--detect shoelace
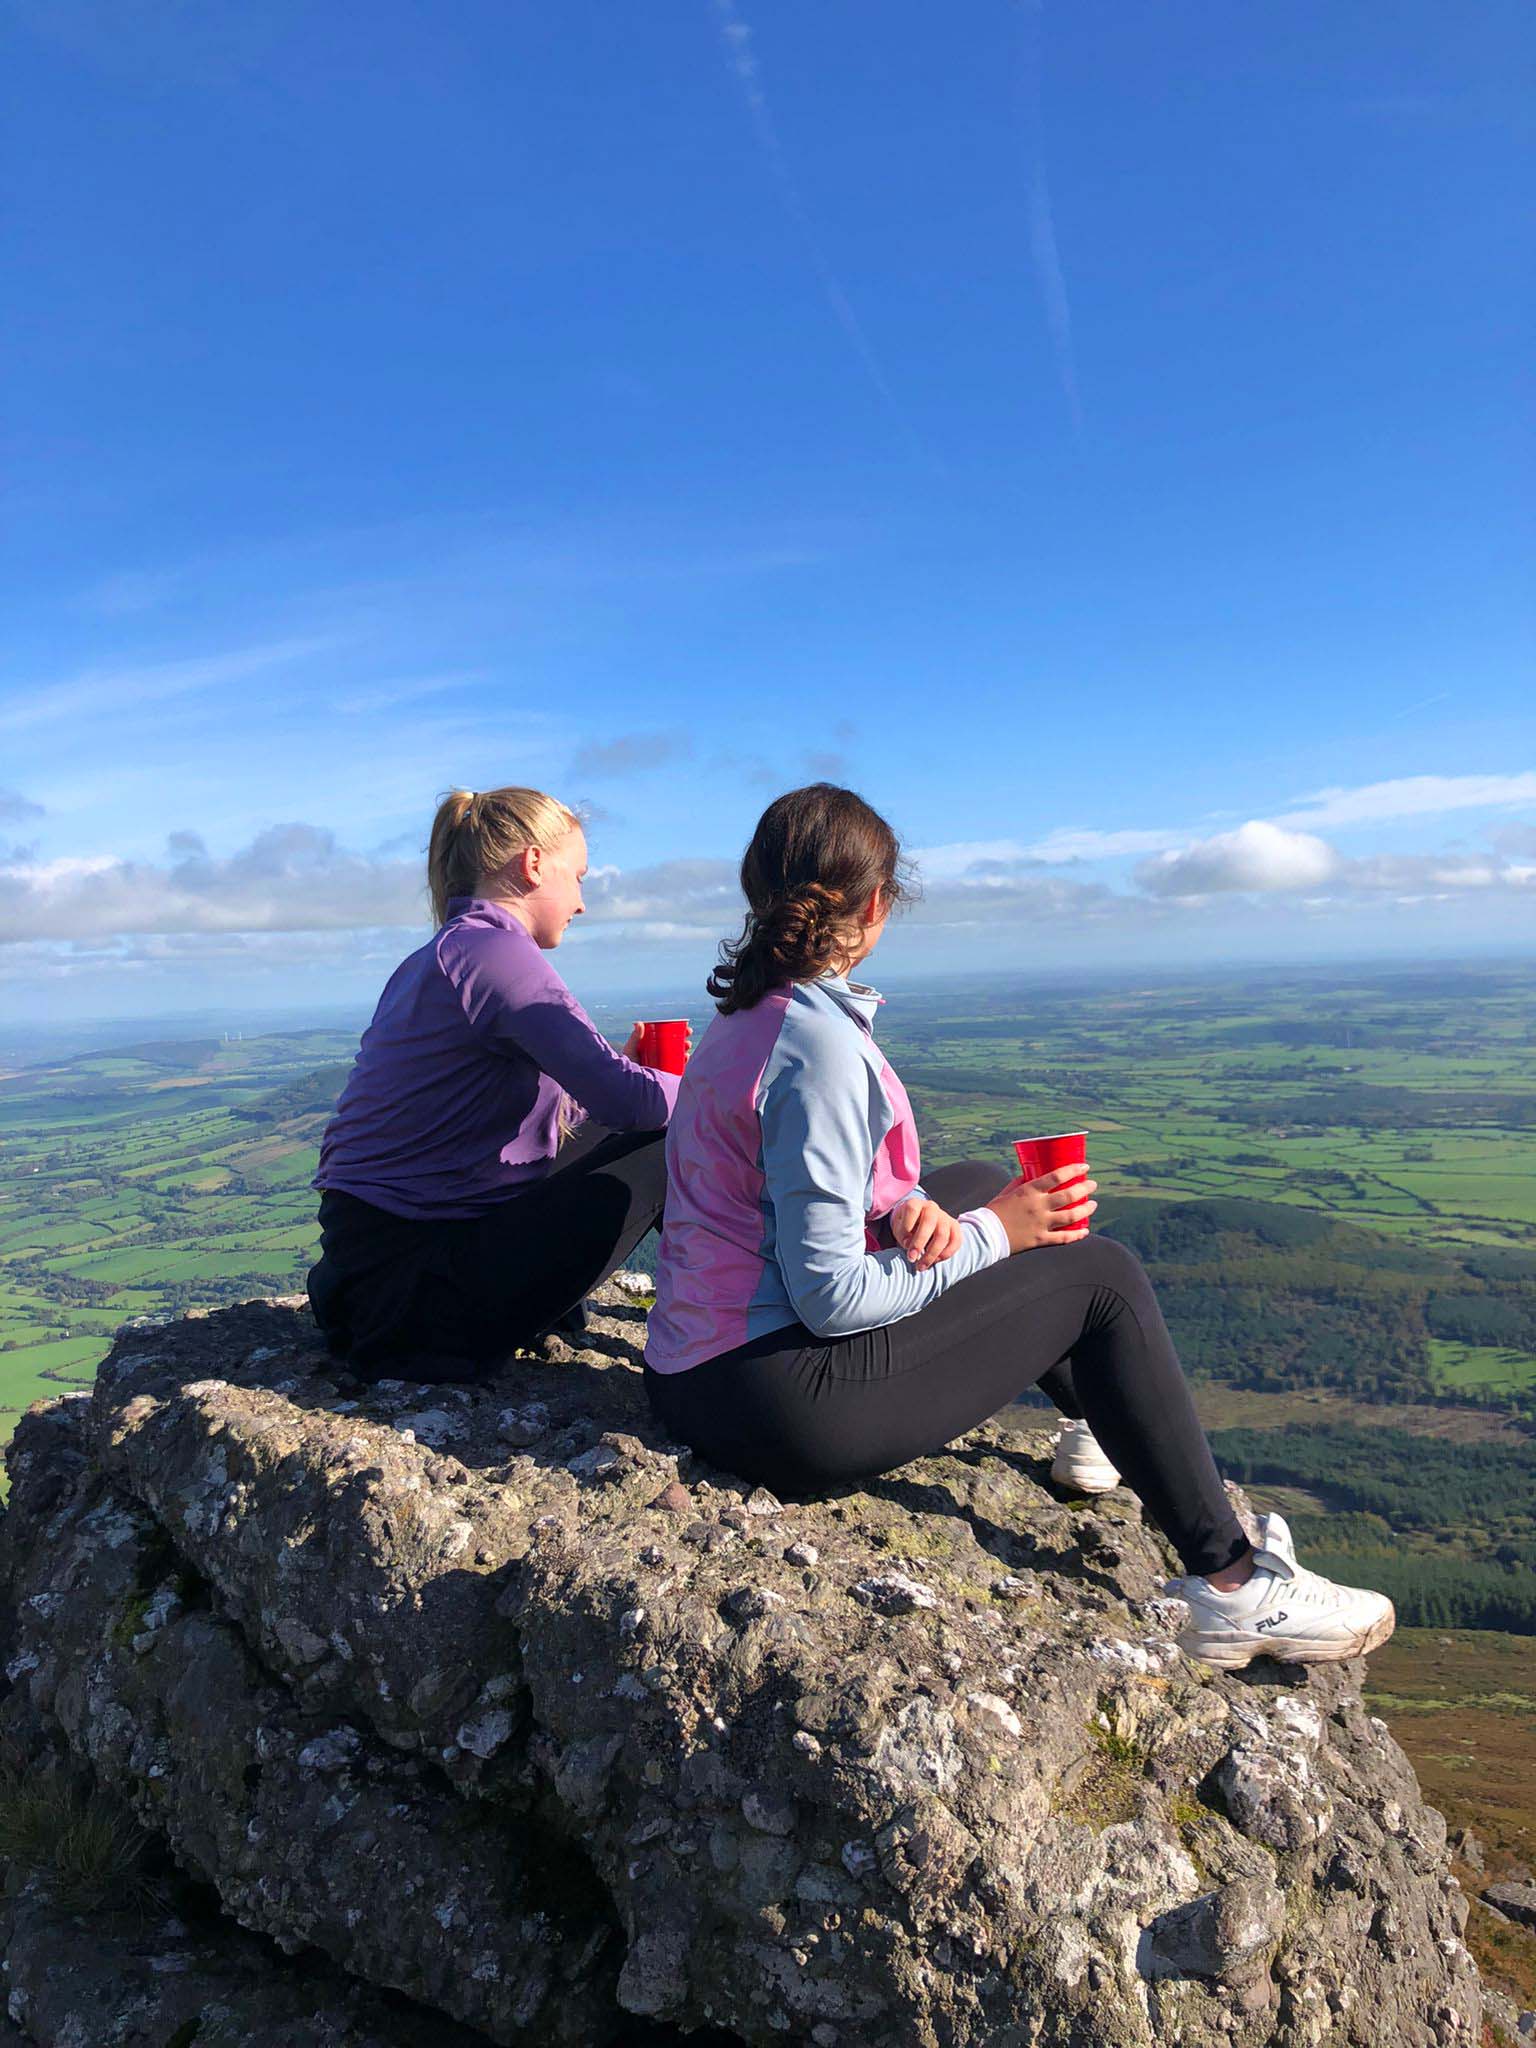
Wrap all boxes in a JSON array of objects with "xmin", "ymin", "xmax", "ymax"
[
  {"xmin": 1287, "ymin": 1566, "xmax": 1353, "ymax": 1609},
  {"xmin": 1253, "ymin": 1562, "xmax": 1349, "ymax": 1611}
]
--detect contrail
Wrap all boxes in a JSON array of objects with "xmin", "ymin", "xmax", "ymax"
[
  {"xmin": 1018, "ymin": 0, "xmax": 1083, "ymax": 431},
  {"xmin": 707, "ymin": 0, "xmax": 926, "ymax": 455}
]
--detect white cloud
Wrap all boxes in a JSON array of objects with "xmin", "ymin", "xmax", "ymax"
[
  {"xmin": 909, "ymin": 838, "xmax": 1035, "ymax": 881},
  {"xmin": 1137, "ymin": 821, "xmax": 1340, "ymax": 897},
  {"xmin": 1019, "ymin": 0, "xmax": 1082, "ymax": 430},
  {"xmin": 913, "ymin": 776, "xmax": 1536, "ymax": 892},
  {"xmin": 1277, "ymin": 772, "xmax": 1536, "ymax": 832},
  {"xmin": 910, "ymin": 872, "xmax": 1124, "ymax": 927},
  {"xmin": 0, "ymin": 637, "xmax": 338, "ymax": 736},
  {"xmin": 582, "ymin": 858, "xmax": 739, "ymax": 928},
  {"xmin": 708, "ymin": 0, "xmax": 915, "ymax": 447},
  {"xmin": 334, "ymin": 673, "xmax": 480, "ymax": 715},
  {"xmin": 913, "ymin": 823, "xmax": 1260, "ymax": 875},
  {"xmin": 1340, "ymin": 851, "xmax": 1536, "ymax": 895},
  {"xmin": 0, "ymin": 835, "xmax": 744, "ymax": 946},
  {"xmin": 1023, "ymin": 825, "xmax": 1189, "ymax": 864},
  {"xmin": 1135, "ymin": 825, "xmax": 1536, "ymax": 903},
  {"xmin": 0, "ymin": 827, "xmax": 424, "ymax": 941},
  {"xmin": 7, "ymin": 780, "xmax": 1533, "ymax": 962}
]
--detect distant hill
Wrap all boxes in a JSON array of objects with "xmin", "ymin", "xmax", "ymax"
[
  {"xmin": 1213, "ymin": 1082, "xmax": 1536, "ymax": 1130},
  {"xmin": 61, "ymin": 1038, "xmax": 221, "ymax": 1072},
  {"xmin": 232, "ymin": 1063, "xmax": 353, "ymax": 1125}
]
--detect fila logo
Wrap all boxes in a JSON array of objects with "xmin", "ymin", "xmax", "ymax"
[{"xmin": 1255, "ymin": 1612, "xmax": 1289, "ymax": 1630}]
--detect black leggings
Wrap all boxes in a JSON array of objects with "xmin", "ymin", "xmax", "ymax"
[
  {"xmin": 645, "ymin": 1160, "xmax": 1249, "ymax": 1579},
  {"xmin": 307, "ymin": 1119, "xmax": 666, "ymax": 1381}
]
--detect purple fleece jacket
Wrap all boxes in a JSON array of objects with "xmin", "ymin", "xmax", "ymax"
[{"xmin": 314, "ymin": 897, "xmax": 679, "ymax": 1220}]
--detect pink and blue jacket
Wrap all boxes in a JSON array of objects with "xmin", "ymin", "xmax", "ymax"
[{"xmin": 645, "ymin": 974, "xmax": 1008, "ymax": 1373}]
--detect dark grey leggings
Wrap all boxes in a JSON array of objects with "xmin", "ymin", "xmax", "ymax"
[{"xmin": 645, "ymin": 1160, "xmax": 1249, "ymax": 1578}]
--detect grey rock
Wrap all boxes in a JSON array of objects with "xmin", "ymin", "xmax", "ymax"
[
  {"xmin": 0, "ymin": 1286, "xmax": 1484, "ymax": 2048},
  {"xmin": 741, "ymin": 1788, "xmax": 798, "ymax": 1836},
  {"xmin": 455, "ymin": 1707, "xmax": 516, "ymax": 1759},
  {"xmin": 720, "ymin": 1584, "xmax": 784, "ymax": 1624},
  {"xmin": 1450, "ymin": 1824, "xmax": 1486, "ymax": 1871},
  {"xmin": 497, "ymin": 1401, "xmax": 551, "ymax": 1447},
  {"xmin": 0, "ymin": 1875, "xmax": 486, "ymax": 2047},
  {"xmin": 1484, "ymin": 1879, "xmax": 1536, "ymax": 1931},
  {"xmin": 296, "ymin": 1725, "xmax": 360, "ymax": 1771},
  {"xmin": 851, "ymin": 1571, "xmax": 937, "ymax": 1614},
  {"xmin": 394, "ymin": 1407, "xmax": 467, "ymax": 1447},
  {"xmin": 1138, "ymin": 1875, "xmax": 1287, "ymax": 1981},
  {"xmin": 991, "ymin": 1571, "xmax": 1039, "ymax": 1600},
  {"xmin": 567, "ymin": 1439, "xmax": 625, "ymax": 1480},
  {"xmin": 1484, "ymin": 1985, "xmax": 1529, "ymax": 2046}
]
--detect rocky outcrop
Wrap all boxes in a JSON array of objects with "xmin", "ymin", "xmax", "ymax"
[
  {"xmin": 0, "ymin": 1289, "xmax": 1484, "ymax": 2047},
  {"xmin": 1, "ymin": 1874, "xmax": 491, "ymax": 2048},
  {"xmin": 1485, "ymin": 1882, "xmax": 1536, "ymax": 1933}
]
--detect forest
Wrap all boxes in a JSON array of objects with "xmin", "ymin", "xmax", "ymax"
[
  {"xmin": 1209, "ymin": 1422, "xmax": 1536, "ymax": 1631},
  {"xmin": 1100, "ymin": 1195, "xmax": 1536, "ymax": 1419}
]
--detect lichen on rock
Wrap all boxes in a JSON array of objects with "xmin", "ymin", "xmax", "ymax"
[{"xmin": 0, "ymin": 1285, "xmax": 1486, "ymax": 2046}]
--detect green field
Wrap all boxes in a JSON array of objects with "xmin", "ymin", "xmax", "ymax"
[
  {"xmin": 6, "ymin": 966, "xmax": 1534, "ymax": 1456},
  {"xmin": 1430, "ymin": 1339, "xmax": 1536, "ymax": 1395},
  {"xmin": 879, "ymin": 963, "xmax": 1536, "ymax": 1431},
  {"xmin": 886, "ymin": 965, "xmax": 1536, "ymax": 1254},
  {"xmin": 0, "ymin": 1029, "xmax": 359, "ymax": 1446}
]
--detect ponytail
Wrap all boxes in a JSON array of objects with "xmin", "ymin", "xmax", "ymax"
[
  {"xmin": 707, "ymin": 784, "xmax": 912, "ymax": 1015},
  {"xmin": 426, "ymin": 785, "xmax": 580, "ymax": 926}
]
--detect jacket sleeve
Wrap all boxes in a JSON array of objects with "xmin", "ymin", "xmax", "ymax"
[
  {"xmin": 446, "ymin": 932, "xmax": 679, "ymax": 1130},
  {"xmin": 757, "ymin": 1036, "xmax": 1005, "ymax": 1338}
]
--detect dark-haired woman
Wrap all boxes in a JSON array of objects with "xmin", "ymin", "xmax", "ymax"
[
  {"xmin": 307, "ymin": 785, "xmax": 683, "ymax": 1382},
  {"xmin": 646, "ymin": 784, "xmax": 1395, "ymax": 1671}
]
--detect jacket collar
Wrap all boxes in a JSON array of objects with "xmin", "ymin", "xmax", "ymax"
[
  {"xmin": 810, "ymin": 970, "xmax": 885, "ymax": 1032},
  {"xmin": 443, "ymin": 895, "xmax": 528, "ymax": 935}
]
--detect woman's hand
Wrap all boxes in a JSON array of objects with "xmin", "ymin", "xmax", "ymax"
[
  {"xmin": 622, "ymin": 1023, "xmax": 695, "ymax": 1065},
  {"xmin": 985, "ymin": 1165, "xmax": 1098, "ymax": 1253},
  {"xmin": 890, "ymin": 1196, "xmax": 965, "ymax": 1272}
]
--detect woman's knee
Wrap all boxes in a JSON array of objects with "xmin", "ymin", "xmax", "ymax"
[
  {"xmin": 1079, "ymin": 1232, "xmax": 1155, "ymax": 1303},
  {"xmin": 925, "ymin": 1158, "xmax": 1011, "ymax": 1211}
]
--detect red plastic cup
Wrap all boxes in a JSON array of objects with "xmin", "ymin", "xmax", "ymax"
[
  {"xmin": 636, "ymin": 1019, "xmax": 689, "ymax": 1075},
  {"xmin": 1013, "ymin": 1131, "xmax": 1089, "ymax": 1223}
]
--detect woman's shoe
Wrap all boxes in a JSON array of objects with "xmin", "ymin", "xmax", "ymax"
[
  {"xmin": 1049, "ymin": 1418, "xmax": 1122, "ymax": 1493},
  {"xmin": 1168, "ymin": 1513, "xmax": 1396, "ymax": 1670}
]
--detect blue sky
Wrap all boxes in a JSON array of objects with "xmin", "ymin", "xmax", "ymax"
[{"xmin": 3, "ymin": 0, "xmax": 1532, "ymax": 1020}]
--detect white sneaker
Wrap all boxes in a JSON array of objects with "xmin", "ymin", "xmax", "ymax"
[
  {"xmin": 1167, "ymin": 1513, "xmax": 1396, "ymax": 1670},
  {"xmin": 1050, "ymin": 1418, "xmax": 1122, "ymax": 1494}
]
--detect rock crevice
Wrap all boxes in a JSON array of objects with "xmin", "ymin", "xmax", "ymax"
[{"xmin": 0, "ymin": 1290, "xmax": 1483, "ymax": 2047}]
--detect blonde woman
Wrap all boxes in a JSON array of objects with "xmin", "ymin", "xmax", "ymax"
[{"xmin": 308, "ymin": 787, "xmax": 683, "ymax": 1381}]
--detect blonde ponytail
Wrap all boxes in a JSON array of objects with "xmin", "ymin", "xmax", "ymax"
[{"xmin": 426, "ymin": 785, "xmax": 581, "ymax": 926}]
